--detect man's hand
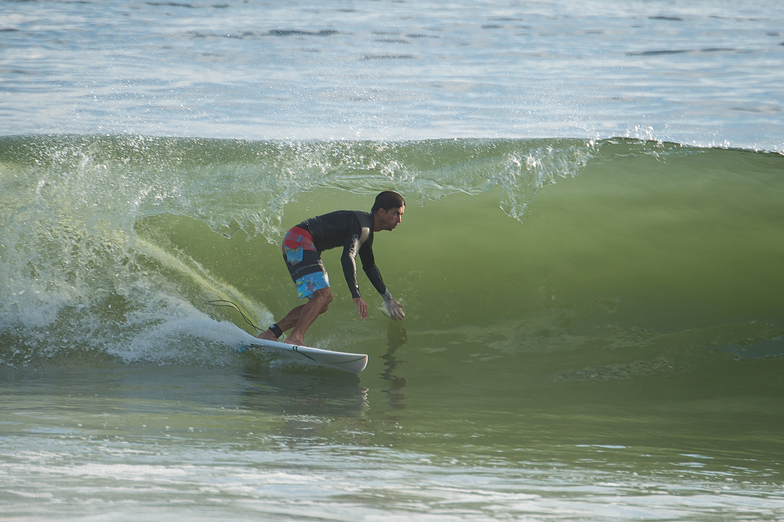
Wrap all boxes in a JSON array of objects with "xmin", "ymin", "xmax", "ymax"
[
  {"xmin": 353, "ymin": 297, "xmax": 368, "ymax": 319},
  {"xmin": 384, "ymin": 298, "xmax": 405, "ymax": 320}
]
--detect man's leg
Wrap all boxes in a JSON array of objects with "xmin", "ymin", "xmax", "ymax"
[
  {"xmin": 284, "ymin": 287, "xmax": 333, "ymax": 346},
  {"xmin": 256, "ymin": 287, "xmax": 333, "ymax": 344},
  {"xmin": 256, "ymin": 304, "xmax": 305, "ymax": 341}
]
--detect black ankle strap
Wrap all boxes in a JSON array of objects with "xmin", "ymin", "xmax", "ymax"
[{"xmin": 269, "ymin": 323, "xmax": 284, "ymax": 340}]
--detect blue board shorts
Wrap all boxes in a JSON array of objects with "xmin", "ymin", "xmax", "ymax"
[{"xmin": 282, "ymin": 226, "xmax": 330, "ymax": 299}]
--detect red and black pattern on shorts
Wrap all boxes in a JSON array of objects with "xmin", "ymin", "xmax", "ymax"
[{"xmin": 281, "ymin": 226, "xmax": 329, "ymax": 298}]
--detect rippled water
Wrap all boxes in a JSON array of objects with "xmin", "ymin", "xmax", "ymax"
[{"xmin": 2, "ymin": 1, "xmax": 784, "ymax": 520}]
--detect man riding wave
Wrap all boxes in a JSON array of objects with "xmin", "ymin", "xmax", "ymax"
[{"xmin": 257, "ymin": 191, "xmax": 406, "ymax": 346}]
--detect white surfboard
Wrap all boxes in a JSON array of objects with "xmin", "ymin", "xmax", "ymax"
[{"xmin": 238, "ymin": 337, "xmax": 368, "ymax": 374}]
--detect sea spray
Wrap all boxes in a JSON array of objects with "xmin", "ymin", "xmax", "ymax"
[{"xmin": 1, "ymin": 136, "xmax": 783, "ymax": 370}]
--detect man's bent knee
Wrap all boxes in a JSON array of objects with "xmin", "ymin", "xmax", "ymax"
[{"xmin": 311, "ymin": 288, "xmax": 333, "ymax": 310}]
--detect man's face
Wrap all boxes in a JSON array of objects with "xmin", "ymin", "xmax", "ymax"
[{"xmin": 376, "ymin": 205, "xmax": 405, "ymax": 231}]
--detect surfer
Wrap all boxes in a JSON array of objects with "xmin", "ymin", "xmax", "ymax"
[{"xmin": 257, "ymin": 191, "xmax": 406, "ymax": 346}]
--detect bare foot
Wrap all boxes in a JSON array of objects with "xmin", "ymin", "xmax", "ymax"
[{"xmin": 256, "ymin": 329, "xmax": 278, "ymax": 342}]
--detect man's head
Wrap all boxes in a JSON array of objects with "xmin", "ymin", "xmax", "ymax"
[{"xmin": 372, "ymin": 191, "xmax": 405, "ymax": 232}]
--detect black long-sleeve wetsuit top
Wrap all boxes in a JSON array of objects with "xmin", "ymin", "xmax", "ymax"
[{"xmin": 298, "ymin": 211, "xmax": 387, "ymax": 299}]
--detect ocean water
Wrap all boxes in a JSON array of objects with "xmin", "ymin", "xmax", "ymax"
[{"xmin": 2, "ymin": 1, "xmax": 784, "ymax": 521}]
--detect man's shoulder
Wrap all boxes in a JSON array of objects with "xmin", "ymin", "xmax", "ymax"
[{"xmin": 354, "ymin": 211, "xmax": 373, "ymax": 229}]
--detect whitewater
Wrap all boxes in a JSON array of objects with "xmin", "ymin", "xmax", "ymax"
[{"xmin": 1, "ymin": 1, "xmax": 783, "ymax": 520}]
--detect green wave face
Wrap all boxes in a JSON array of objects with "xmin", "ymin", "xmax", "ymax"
[{"xmin": 1, "ymin": 135, "xmax": 782, "ymax": 369}]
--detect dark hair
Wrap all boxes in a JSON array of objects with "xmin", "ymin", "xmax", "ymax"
[{"xmin": 371, "ymin": 191, "xmax": 405, "ymax": 213}]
